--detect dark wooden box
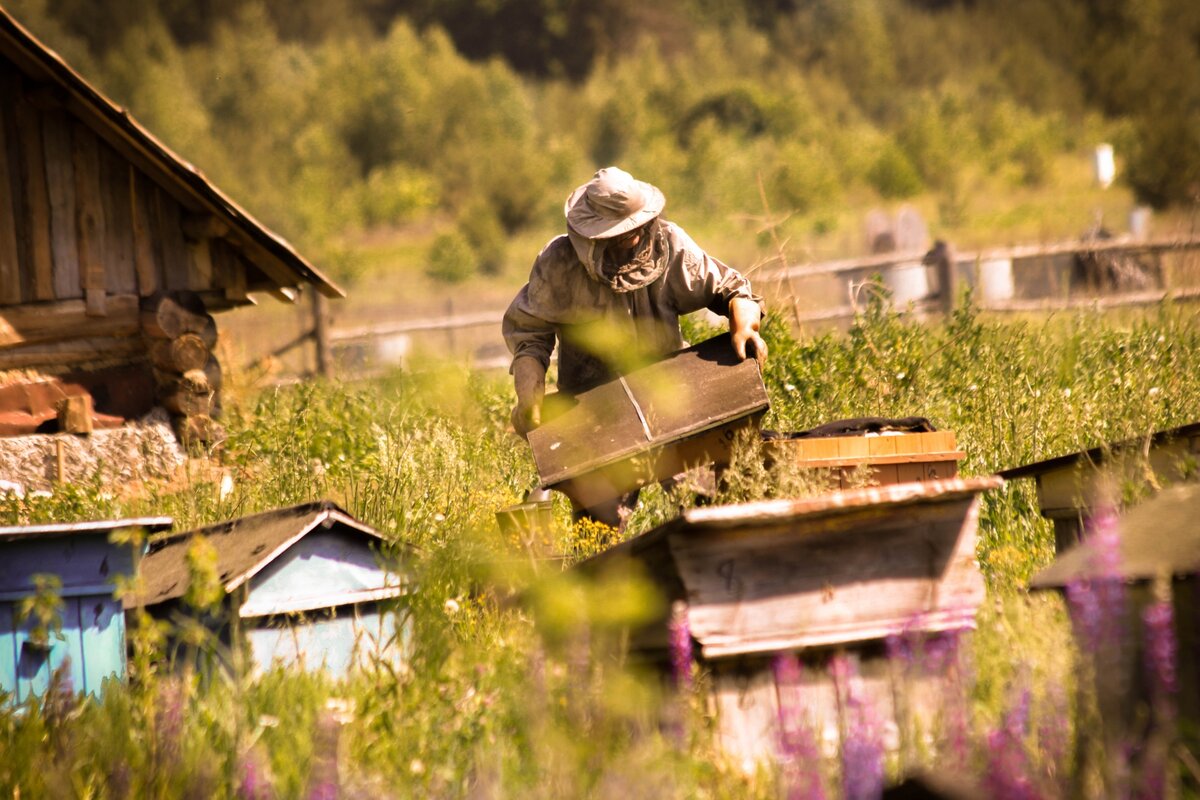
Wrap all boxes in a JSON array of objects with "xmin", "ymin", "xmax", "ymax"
[{"xmin": 528, "ymin": 335, "xmax": 769, "ymax": 508}]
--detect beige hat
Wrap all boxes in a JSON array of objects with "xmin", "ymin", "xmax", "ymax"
[{"xmin": 564, "ymin": 167, "xmax": 665, "ymax": 239}]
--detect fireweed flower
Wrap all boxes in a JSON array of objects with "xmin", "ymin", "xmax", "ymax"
[
  {"xmin": 842, "ymin": 695, "xmax": 885, "ymax": 800},
  {"xmin": 983, "ymin": 687, "xmax": 1037, "ymax": 800},
  {"xmin": 668, "ymin": 601, "xmax": 693, "ymax": 691},
  {"xmin": 832, "ymin": 657, "xmax": 884, "ymax": 800},
  {"xmin": 773, "ymin": 654, "xmax": 826, "ymax": 800},
  {"xmin": 1065, "ymin": 504, "xmax": 1125, "ymax": 656},
  {"xmin": 1142, "ymin": 599, "xmax": 1176, "ymax": 699},
  {"xmin": 238, "ymin": 753, "xmax": 273, "ymax": 800}
]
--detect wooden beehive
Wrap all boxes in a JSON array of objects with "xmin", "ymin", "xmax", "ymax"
[
  {"xmin": 528, "ymin": 335, "xmax": 769, "ymax": 508},
  {"xmin": 576, "ymin": 476, "xmax": 1001, "ymax": 770},
  {"xmin": 769, "ymin": 430, "xmax": 964, "ymax": 488},
  {"xmin": 0, "ymin": 516, "xmax": 172, "ymax": 704}
]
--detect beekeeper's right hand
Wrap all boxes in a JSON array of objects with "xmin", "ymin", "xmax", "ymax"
[{"xmin": 510, "ymin": 356, "xmax": 546, "ymax": 439}]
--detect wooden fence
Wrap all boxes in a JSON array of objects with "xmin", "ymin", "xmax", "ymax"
[
  {"xmin": 769, "ymin": 234, "xmax": 1200, "ymax": 325},
  {"xmin": 257, "ymin": 234, "xmax": 1200, "ymax": 378}
]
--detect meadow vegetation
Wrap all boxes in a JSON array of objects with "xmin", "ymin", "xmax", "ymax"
[{"xmin": 2, "ymin": 297, "xmax": 1199, "ymax": 796}]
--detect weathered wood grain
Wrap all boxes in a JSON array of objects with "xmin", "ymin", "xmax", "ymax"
[
  {"xmin": 148, "ymin": 333, "xmax": 209, "ymax": 372},
  {"xmin": 129, "ymin": 169, "xmax": 158, "ymax": 295},
  {"xmin": 212, "ymin": 239, "xmax": 247, "ymax": 302},
  {"xmin": 40, "ymin": 110, "xmax": 79, "ymax": 300},
  {"xmin": 529, "ymin": 335, "xmax": 769, "ymax": 487},
  {"xmin": 98, "ymin": 144, "xmax": 135, "ymax": 294},
  {"xmin": 0, "ymin": 335, "xmax": 143, "ymax": 370},
  {"xmin": 12, "ymin": 91, "xmax": 54, "ymax": 301},
  {"xmin": 0, "ymin": 294, "xmax": 139, "ymax": 348},
  {"xmin": 0, "ymin": 81, "xmax": 22, "ymax": 306},
  {"xmin": 668, "ymin": 497, "xmax": 985, "ymax": 658},
  {"xmin": 153, "ymin": 187, "xmax": 189, "ymax": 291},
  {"xmin": 185, "ymin": 237, "xmax": 213, "ymax": 291},
  {"xmin": 713, "ymin": 664, "xmax": 779, "ymax": 772},
  {"xmin": 70, "ymin": 121, "xmax": 106, "ymax": 315}
]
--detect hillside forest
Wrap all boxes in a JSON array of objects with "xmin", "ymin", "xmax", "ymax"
[{"xmin": 5, "ymin": 0, "xmax": 1200, "ymax": 297}]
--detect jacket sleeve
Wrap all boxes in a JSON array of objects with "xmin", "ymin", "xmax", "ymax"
[
  {"xmin": 502, "ymin": 283, "xmax": 557, "ymax": 372},
  {"xmin": 666, "ymin": 224, "xmax": 763, "ymax": 318}
]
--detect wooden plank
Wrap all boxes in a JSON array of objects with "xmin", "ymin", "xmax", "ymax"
[
  {"xmin": 70, "ymin": 121, "xmax": 106, "ymax": 315},
  {"xmin": 669, "ymin": 497, "xmax": 985, "ymax": 657},
  {"xmin": 713, "ymin": 664, "xmax": 780, "ymax": 772},
  {"xmin": 98, "ymin": 144, "xmax": 135, "ymax": 294},
  {"xmin": 129, "ymin": 170, "xmax": 158, "ymax": 295},
  {"xmin": 0, "ymin": 336, "xmax": 144, "ymax": 370},
  {"xmin": 185, "ymin": 237, "xmax": 213, "ymax": 291},
  {"xmin": 530, "ymin": 335, "xmax": 769, "ymax": 486},
  {"xmin": 0, "ymin": 605, "xmax": 17, "ymax": 704},
  {"xmin": 12, "ymin": 90, "xmax": 54, "ymax": 301},
  {"xmin": 41, "ymin": 110, "xmax": 79, "ymax": 300},
  {"xmin": 75, "ymin": 599, "xmax": 126, "ymax": 695},
  {"xmin": 153, "ymin": 187, "xmax": 189, "ymax": 291},
  {"xmin": 0, "ymin": 79, "xmax": 22, "ymax": 306},
  {"xmin": 212, "ymin": 240, "xmax": 247, "ymax": 302}
]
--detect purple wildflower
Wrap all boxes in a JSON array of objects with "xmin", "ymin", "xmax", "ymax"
[
  {"xmin": 841, "ymin": 695, "xmax": 884, "ymax": 800},
  {"xmin": 1066, "ymin": 504, "xmax": 1125, "ymax": 656},
  {"xmin": 1142, "ymin": 599, "xmax": 1177, "ymax": 700},
  {"xmin": 983, "ymin": 687, "xmax": 1038, "ymax": 800},
  {"xmin": 238, "ymin": 753, "xmax": 274, "ymax": 800},
  {"xmin": 831, "ymin": 657, "xmax": 883, "ymax": 800},
  {"xmin": 668, "ymin": 601, "xmax": 693, "ymax": 691},
  {"xmin": 773, "ymin": 654, "xmax": 826, "ymax": 800}
]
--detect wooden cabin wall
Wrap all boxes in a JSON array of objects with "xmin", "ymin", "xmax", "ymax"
[{"xmin": 0, "ymin": 61, "xmax": 258, "ymax": 374}]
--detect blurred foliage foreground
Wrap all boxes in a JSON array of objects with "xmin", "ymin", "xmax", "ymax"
[{"xmin": 4, "ymin": 299, "xmax": 1200, "ymax": 797}]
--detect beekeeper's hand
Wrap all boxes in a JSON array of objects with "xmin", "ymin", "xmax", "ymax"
[
  {"xmin": 510, "ymin": 356, "xmax": 546, "ymax": 438},
  {"xmin": 730, "ymin": 297, "xmax": 768, "ymax": 367}
]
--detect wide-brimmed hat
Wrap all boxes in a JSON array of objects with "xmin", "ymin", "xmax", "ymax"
[{"xmin": 564, "ymin": 167, "xmax": 665, "ymax": 239}]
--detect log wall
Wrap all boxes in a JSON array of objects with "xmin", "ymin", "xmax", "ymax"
[{"xmin": 0, "ymin": 60, "xmax": 260, "ymax": 374}]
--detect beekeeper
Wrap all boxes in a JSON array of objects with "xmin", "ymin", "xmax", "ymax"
[{"xmin": 503, "ymin": 166, "xmax": 767, "ymax": 439}]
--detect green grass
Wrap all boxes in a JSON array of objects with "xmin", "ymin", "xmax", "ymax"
[{"xmin": 3, "ymin": 298, "xmax": 1199, "ymax": 796}]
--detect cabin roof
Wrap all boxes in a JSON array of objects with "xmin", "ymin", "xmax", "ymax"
[
  {"xmin": 0, "ymin": 515, "xmax": 173, "ymax": 542},
  {"xmin": 1031, "ymin": 482, "xmax": 1200, "ymax": 587},
  {"xmin": 996, "ymin": 422, "xmax": 1200, "ymax": 481},
  {"xmin": 129, "ymin": 500, "xmax": 397, "ymax": 608},
  {"xmin": 0, "ymin": 8, "xmax": 343, "ymax": 300},
  {"xmin": 579, "ymin": 476, "xmax": 1004, "ymax": 572}
]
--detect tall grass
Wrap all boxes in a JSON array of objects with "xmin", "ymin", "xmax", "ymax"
[{"xmin": 3, "ymin": 302, "xmax": 1200, "ymax": 796}]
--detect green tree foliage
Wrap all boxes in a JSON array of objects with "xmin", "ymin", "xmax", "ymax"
[{"xmin": 8, "ymin": 0, "xmax": 1200, "ymax": 288}]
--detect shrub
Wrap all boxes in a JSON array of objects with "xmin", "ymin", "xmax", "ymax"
[
  {"xmin": 425, "ymin": 231, "xmax": 478, "ymax": 284},
  {"xmin": 867, "ymin": 143, "xmax": 923, "ymax": 199}
]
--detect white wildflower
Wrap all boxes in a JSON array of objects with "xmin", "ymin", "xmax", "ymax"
[
  {"xmin": 409, "ymin": 759, "xmax": 425, "ymax": 776},
  {"xmin": 1149, "ymin": 387, "xmax": 1160, "ymax": 396},
  {"xmin": 444, "ymin": 598, "xmax": 461, "ymax": 615}
]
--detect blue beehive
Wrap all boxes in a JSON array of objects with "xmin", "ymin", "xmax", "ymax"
[
  {"xmin": 0, "ymin": 516, "xmax": 172, "ymax": 703},
  {"xmin": 129, "ymin": 501, "xmax": 412, "ymax": 676}
]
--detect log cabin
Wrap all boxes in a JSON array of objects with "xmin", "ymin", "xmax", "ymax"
[{"xmin": 0, "ymin": 8, "xmax": 342, "ymax": 448}]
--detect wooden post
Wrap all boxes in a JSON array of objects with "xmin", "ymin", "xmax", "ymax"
[
  {"xmin": 312, "ymin": 288, "xmax": 332, "ymax": 379},
  {"xmin": 56, "ymin": 395, "xmax": 94, "ymax": 435}
]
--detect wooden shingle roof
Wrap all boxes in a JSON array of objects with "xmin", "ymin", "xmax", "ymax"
[
  {"xmin": 1031, "ymin": 482, "xmax": 1200, "ymax": 588},
  {"xmin": 127, "ymin": 501, "xmax": 388, "ymax": 609}
]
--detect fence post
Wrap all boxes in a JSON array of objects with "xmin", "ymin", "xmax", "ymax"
[{"xmin": 312, "ymin": 289, "xmax": 332, "ymax": 379}]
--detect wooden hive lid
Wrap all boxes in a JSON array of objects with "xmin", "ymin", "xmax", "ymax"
[{"xmin": 528, "ymin": 335, "xmax": 769, "ymax": 486}]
